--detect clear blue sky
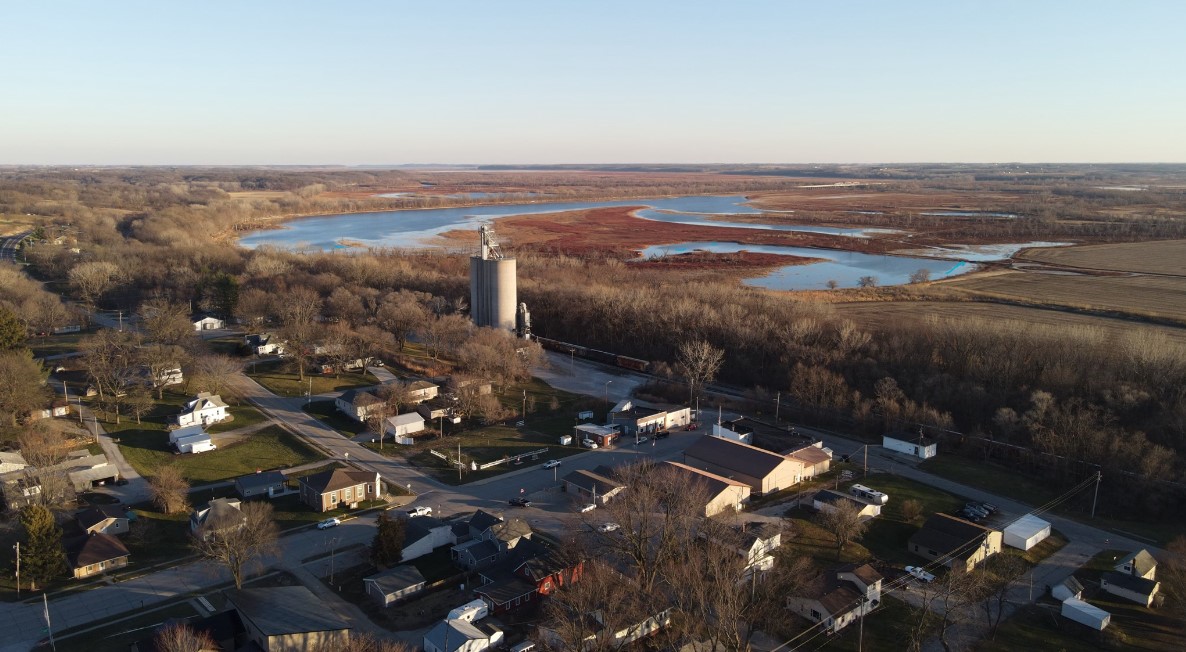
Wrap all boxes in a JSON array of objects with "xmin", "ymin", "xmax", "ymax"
[{"xmin": 1, "ymin": 1, "xmax": 1183, "ymax": 164}]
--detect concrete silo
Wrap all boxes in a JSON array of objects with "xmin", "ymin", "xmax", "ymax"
[{"xmin": 470, "ymin": 225, "xmax": 517, "ymax": 330}]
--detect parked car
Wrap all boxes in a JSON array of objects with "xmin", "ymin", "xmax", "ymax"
[
  {"xmin": 317, "ymin": 517, "xmax": 341, "ymax": 530},
  {"xmin": 509, "ymin": 497, "xmax": 532, "ymax": 507},
  {"xmin": 971, "ymin": 501, "xmax": 998, "ymax": 513},
  {"xmin": 407, "ymin": 506, "xmax": 432, "ymax": 517},
  {"xmin": 905, "ymin": 566, "xmax": 935, "ymax": 583},
  {"xmin": 635, "ymin": 436, "xmax": 648, "ymax": 445},
  {"xmin": 655, "ymin": 431, "xmax": 670, "ymax": 439},
  {"xmin": 542, "ymin": 460, "xmax": 561, "ymax": 469},
  {"xmin": 955, "ymin": 509, "xmax": 982, "ymax": 522},
  {"xmin": 114, "ymin": 477, "xmax": 129, "ymax": 486},
  {"xmin": 581, "ymin": 439, "xmax": 599, "ymax": 449},
  {"xmin": 598, "ymin": 522, "xmax": 620, "ymax": 533},
  {"xmin": 579, "ymin": 503, "xmax": 597, "ymax": 513},
  {"xmin": 963, "ymin": 503, "xmax": 990, "ymax": 518}
]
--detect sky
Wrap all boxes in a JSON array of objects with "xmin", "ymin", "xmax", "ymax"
[{"xmin": 1, "ymin": 1, "xmax": 1184, "ymax": 165}]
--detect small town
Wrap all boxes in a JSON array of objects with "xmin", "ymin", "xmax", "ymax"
[{"xmin": 2, "ymin": 3, "xmax": 1184, "ymax": 651}]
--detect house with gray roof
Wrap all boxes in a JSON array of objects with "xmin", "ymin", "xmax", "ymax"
[
  {"xmin": 190, "ymin": 497, "xmax": 247, "ymax": 540},
  {"xmin": 175, "ymin": 392, "xmax": 228, "ymax": 427},
  {"xmin": 335, "ymin": 389, "xmax": 383, "ymax": 423},
  {"xmin": 1101, "ymin": 572, "xmax": 1161, "ymax": 607},
  {"xmin": 298, "ymin": 468, "xmax": 384, "ymax": 512},
  {"xmin": 234, "ymin": 470, "xmax": 288, "ymax": 499},
  {"xmin": 226, "ymin": 586, "xmax": 351, "ymax": 651},
  {"xmin": 908, "ymin": 513, "xmax": 1002, "ymax": 573},
  {"xmin": 562, "ymin": 469, "xmax": 625, "ymax": 505},
  {"xmin": 76, "ymin": 505, "xmax": 130, "ymax": 536},
  {"xmin": 423, "ymin": 618, "xmax": 503, "ymax": 652},
  {"xmin": 1114, "ymin": 549, "xmax": 1158, "ymax": 580},
  {"xmin": 364, "ymin": 564, "xmax": 427, "ymax": 607}
]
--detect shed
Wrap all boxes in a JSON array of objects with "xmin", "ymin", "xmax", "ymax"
[
  {"xmin": 1002, "ymin": 514, "xmax": 1051, "ymax": 551},
  {"xmin": 1061, "ymin": 598, "xmax": 1110, "ymax": 630},
  {"xmin": 1052, "ymin": 576, "xmax": 1084, "ymax": 602},
  {"xmin": 882, "ymin": 433, "xmax": 937, "ymax": 459},
  {"xmin": 385, "ymin": 412, "xmax": 426, "ymax": 439},
  {"xmin": 364, "ymin": 565, "xmax": 427, "ymax": 607}
]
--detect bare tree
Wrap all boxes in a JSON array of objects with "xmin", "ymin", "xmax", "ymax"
[
  {"xmin": 124, "ymin": 387, "xmax": 156, "ymax": 424},
  {"xmin": 274, "ymin": 287, "xmax": 323, "ymax": 381},
  {"xmin": 858, "ymin": 275, "xmax": 878, "ymax": 288},
  {"xmin": 149, "ymin": 464, "xmax": 190, "ymax": 514},
  {"xmin": 375, "ymin": 291, "xmax": 428, "ymax": 351},
  {"xmin": 826, "ymin": 279, "xmax": 839, "ymax": 290},
  {"xmin": 815, "ymin": 499, "xmax": 868, "ymax": 559},
  {"xmin": 17, "ymin": 420, "xmax": 72, "ymax": 467},
  {"xmin": 909, "ymin": 268, "xmax": 932, "ymax": 284},
  {"xmin": 153, "ymin": 622, "xmax": 218, "ymax": 652},
  {"xmin": 312, "ymin": 634, "xmax": 413, "ymax": 652},
  {"xmin": 192, "ymin": 501, "xmax": 280, "ymax": 589},
  {"xmin": 68, "ymin": 260, "xmax": 122, "ymax": 315},
  {"xmin": 139, "ymin": 342, "xmax": 190, "ymax": 398},
  {"xmin": 899, "ymin": 498, "xmax": 924, "ymax": 522},
  {"xmin": 187, "ymin": 354, "xmax": 243, "ymax": 396},
  {"xmin": 81, "ymin": 329, "xmax": 139, "ymax": 401},
  {"xmin": 139, "ymin": 298, "xmax": 198, "ymax": 347},
  {"xmin": 675, "ymin": 339, "xmax": 724, "ymax": 407},
  {"xmin": 977, "ymin": 554, "xmax": 1029, "ymax": 639}
]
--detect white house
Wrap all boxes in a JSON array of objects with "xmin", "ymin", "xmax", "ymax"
[
  {"xmin": 0, "ymin": 451, "xmax": 28, "ymax": 474},
  {"xmin": 712, "ymin": 419, "xmax": 754, "ymax": 445},
  {"xmin": 385, "ymin": 413, "xmax": 425, "ymax": 440},
  {"xmin": 882, "ymin": 433, "xmax": 937, "ymax": 459},
  {"xmin": 175, "ymin": 393, "xmax": 229, "ymax": 427},
  {"xmin": 813, "ymin": 490, "xmax": 881, "ymax": 519},
  {"xmin": 1003, "ymin": 514, "xmax": 1051, "ymax": 551},
  {"xmin": 192, "ymin": 315, "xmax": 225, "ymax": 331},
  {"xmin": 787, "ymin": 564, "xmax": 883, "ymax": 634},
  {"xmin": 1052, "ymin": 576, "xmax": 1084, "ymax": 602},
  {"xmin": 406, "ymin": 380, "xmax": 440, "ymax": 403},
  {"xmin": 1114, "ymin": 549, "xmax": 1158, "ymax": 580},
  {"xmin": 400, "ymin": 516, "xmax": 458, "ymax": 562},
  {"xmin": 335, "ymin": 389, "xmax": 383, "ymax": 423},
  {"xmin": 423, "ymin": 619, "xmax": 503, "ymax": 652},
  {"xmin": 244, "ymin": 333, "xmax": 285, "ymax": 356},
  {"xmin": 1100, "ymin": 572, "xmax": 1160, "ymax": 607}
]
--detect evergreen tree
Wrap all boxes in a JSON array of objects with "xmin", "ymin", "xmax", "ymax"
[
  {"xmin": 20, "ymin": 504, "xmax": 66, "ymax": 588},
  {"xmin": 0, "ymin": 305, "xmax": 24, "ymax": 351},
  {"xmin": 370, "ymin": 513, "xmax": 407, "ymax": 567}
]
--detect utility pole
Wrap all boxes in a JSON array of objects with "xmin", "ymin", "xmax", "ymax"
[
  {"xmin": 1091, "ymin": 470, "xmax": 1102, "ymax": 518},
  {"xmin": 864, "ymin": 445, "xmax": 868, "ymax": 477},
  {"xmin": 858, "ymin": 596, "xmax": 866, "ymax": 652},
  {"xmin": 43, "ymin": 593, "xmax": 55, "ymax": 651},
  {"xmin": 522, "ymin": 390, "xmax": 526, "ymax": 425},
  {"xmin": 458, "ymin": 438, "xmax": 462, "ymax": 482},
  {"xmin": 306, "ymin": 378, "xmax": 312, "ymax": 405},
  {"xmin": 117, "ymin": 310, "xmax": 123, "ymax": 331},
  {"xmin": 13, "ymin": 542, "xmax": 19, "ymax": 597},
  {"xmin": 775, "ymin": 392, "xmax": 780, "ymax": 422},
  {"xmin": 329, "ymin": 537, "xmax": 338, "ymax": 584}
]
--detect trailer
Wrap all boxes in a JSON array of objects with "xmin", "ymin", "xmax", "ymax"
[
  {"xmin": 1061, "ymin": 598, "xmax": 1110, "ymax": 631},
  {"xmin": 849, "ymin": 483, "xmax": 889, "ymax": 505}
]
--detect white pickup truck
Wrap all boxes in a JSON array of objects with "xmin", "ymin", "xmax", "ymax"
[{"xmin": 407, "ymin": 506, "xmax": 432, "ymax": 517}]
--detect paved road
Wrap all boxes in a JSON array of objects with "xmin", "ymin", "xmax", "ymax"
[{"xmin": 0, "ymin": 230, "xmax": 32, "ymax": 261}]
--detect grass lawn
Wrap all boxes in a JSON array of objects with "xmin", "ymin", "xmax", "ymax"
[
  {"xmin": 246, "ymin": 359, "xmax": 375, "ymax": 397},
  {"xmin": 819, "ymin": 595, "xmax": 935, "ymax": 651},
  {"xmin": 302, "ymin": 399, "xmax": 365, "ymax": 437},
  {"xmin": 843, "ymin": 472, "xmax": 966, "ymax": 522},
  {"xmin": 268, "ymin": 492, "xmax": 386, "ymax": 530},
  {"xmin": 27, "ymin": 330, "xmax": 93, "ymax": 359},
  {"xmin": 410, "ymin": 546, "xmax": 462, "ymax": 582},
  {"xmin": 783, "ymin": 505, "xmax": 874, "ymax": 565},
  {"xmin": 395, "ymin": 425, "xmax": 584, "ymax": 485},
  {"xmin": 206, "ymin": 404, "xmax": 270, "ymax": 433},
  {"xmin": 117, "ymin": 424, "xmax": 323, "ymax": 482},
  {"xmin": 981, "ymin": 599, "xmax": 1183, "ymax": 652},
  {"xmin": 918, "ymin": 457, "xmax": 1177, "ymax": 545},
  {"xmin": 123, "ymin": 510, "xmax": 196, "ymax": 566},
  {"xmin": 497, "ymin": 377, "xmax": 602, "ymax": 438},
  {"xmin": 1022, "ymin": 529, "xmax": 1069, "ymax": 565}
]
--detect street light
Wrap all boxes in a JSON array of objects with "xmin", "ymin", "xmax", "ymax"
[
  {"xmin": 12, "ymin": 542, "xmax": 19, "ymax": 597},
  {"xmin": 604, "ymin": 381, "xmax": 613, "ymax": 421}
]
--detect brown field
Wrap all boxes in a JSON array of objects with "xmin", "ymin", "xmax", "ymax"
[
  {"xmin": 748, "ymin": 187, "xmax": 1022, "ymax": 213},
  {"xmin": 225, "ymin": 190, "xmax": 291, "ymax": 200},
  {"xmin": 834, "ymin": 300, "xmax": 1186, "ymax": 345},
  {"xmin": 1017, "ymin": 239, "xmax": 1186, "ymax": 275},
  {"xmin": 435, "ymin": 206, "xmax": 895, "ymax": 257},
  {"xmin": 0, "ymin": 214, "xmax": 37, "ymax": 237},
  {"xmin": 934, "ymin": 270, "xmax": 1186, "ymax": 323}
]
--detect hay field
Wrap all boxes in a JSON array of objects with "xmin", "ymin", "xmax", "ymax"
[
  {"xmin": 935, "ymin": 270, "xmax": 1186, "ymax": 323},
  {"xmin": 834, "ymin": 300, "xmax": 1186, "ymax": 345},
  {"xmin": 1017, "ymin": 239, "xmax": 1186, "ymax": 275}
]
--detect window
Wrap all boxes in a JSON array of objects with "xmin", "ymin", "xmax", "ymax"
[
  {"xmin": 810, "ymin": 609, "xmax": 822, "ymax": 620},
  {"xmin": 928, "ymin": 549, "xmax": 938, "ymax": 556},
  {"xmin": 330, "ymin": 491, "xmax": 339, "ymax": 503},
  {"xmin": 344, "ymin": 487, "xmax": 353, "ymax": 501}
]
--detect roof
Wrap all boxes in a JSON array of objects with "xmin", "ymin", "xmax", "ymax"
[
  {"xmin": 514, "ymin": 542, "xmax": 573, "ymax": 581},
  {"xmin": 170, "ymin": 425, "xmax": 208, "ymax": 441},
  {"xmin": 468, "ymin": 510, "xmax": 503, "ymax": 534},
  {"xmin": 195, "ymin": 498, "xmax": 246, "ymax": 531},
  {"xmin": 817, "ymin": 582, "xmax": 863, "ymax": 617},
  {"xmin": 226, "ymin": 586, "xmax": 350, "ymax": 635},
  {"xmin": 474, "ymin": 568, "xmax": 538, "ymax": 605},
  {"xmin": 1102, "ymin": 571, "xmax": 1159, "ymax": 595},
  {"xmin": 1004, "ymin": 513, "xmax": 1051, "ymax": 538},
  {"xmin": 182, "ymin": 393, "xmax": 227, "ymax": 413},
  {"xmin": 490, "ymin": 518, "xmax": 532, "ymax": 543},
  {"xmin": 408, "ymin": 380, "xmax": 438, "ymax": 391},
  {"xmin": 425, "ymin": 619, "xmax": 492, "ymax": 651},
  {"xmin": 1115, "ymin": 549, "xmax": 1157, "ymax": 577},
  {"xmin": 664, "ymin": 461, "xmax": 749, "ymax": 496},
  {"xmin": 388, "ymin": 412, "xmax": 425, "ymax": 427},
  {"xmin": 1059, "ymin": 575, "xmax": 1084, "ymax": 596},
  {"xmin": 339, "ymin": 388, "xmax": 381, "ymax": 408},
  {"xmin": 174, "ymin": 433, "xmax": 212, "ymax": 446},
  {"xmin": 299, "ymin": 468, "xmax": 377, "ymax": 494},
  {"xmin": 814, "ymin": 489, "xmax": 866, "ymax": 508},
  {"xmin": 840, "ymin": 563, "xmax": 884, "ymax": 586},
  {"xmin": 0, "ymin": 451, "xmax": 27, "ymax": 466},
  {"xmin": 684, "ymin": 435, "xmax": 800, "ymax": 479},
  {"xmin": 562, "ymin": 469, "xmax": 624, "ymax": 496},
  {"xmin": 909, "ymin": 513, "xmax": 996, "ymax": 561},
  {"xmin": 65, "ymin": 532, "xmax": 129, "ymax": 568},
  {"xmin": 457, "ymin": 539, "xmax": 500, "ymax": 563},
  {"xmin": 76, "ymin": 505, "xmax": 128, "ymax": 530},
  {"xmin": 235, "ymin": 470, "xmax": 287, "ymax": 491},
  {"xmin": 788, "ymin": 445, "xmax": 832, "ymax": 466},
  {"xmin": 884, "ymin": 432, "xmax": 936, "ymax": 447},
  {"xmin": 364, "ymin": 565, "xmax": 426, "ymax": 595},
  {"xmin": 735, "ymin": 521, "xmax": 781, "ymax": 546}
]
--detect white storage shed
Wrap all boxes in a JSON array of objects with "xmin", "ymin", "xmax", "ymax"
[
  {"xmin": 882, "ymin": 434, "xmax": 937, "ymax": 459},
  {"xmin": 1061, "ymin": 598, "xmax": 1110, "ymax": 631},
  {"xmin": 1003, "ymin": 513, "xmax": 1051, "ymax": 551}
]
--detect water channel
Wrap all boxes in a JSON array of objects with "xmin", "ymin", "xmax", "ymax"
[{"xmin": 238, "ymin": 195, "xmax": 1059, "ymax": 290}]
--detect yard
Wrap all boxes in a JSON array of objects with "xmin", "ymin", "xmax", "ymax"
[
  {"xmin": 116, "ymin": 424, "xmax": 323, "ymax": 482},
  {"xmin": 981, "ymin": 598, "xmax": 1184, "ymax": 652},
  {"xmin": 395, "ymin": 424, "xmax": 586, "ymax": 485},
  {"xmin": 245, "ymin": 359, "xmax": 376, "ymax": 397},
  {"xmin": 326, "ymin": 554, "xmax": 472, "ymax": 632},
  {"xmin": 302, "ymin": 399, "xmax": 366, "ymax": 437}
]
